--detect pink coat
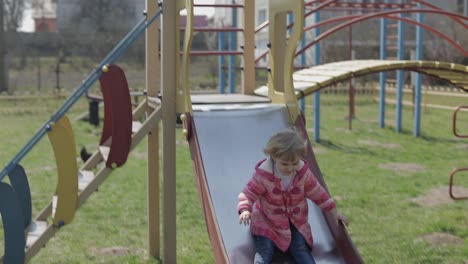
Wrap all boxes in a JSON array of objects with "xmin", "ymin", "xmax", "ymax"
[{"xmin": 237, "ymin": 158, "xmax": 336, "ymax": 252}]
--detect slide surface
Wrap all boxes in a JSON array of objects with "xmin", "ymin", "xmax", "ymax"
[{"xmin": 189, "ymin": 103, "xmax": 360, "ymax": 263}]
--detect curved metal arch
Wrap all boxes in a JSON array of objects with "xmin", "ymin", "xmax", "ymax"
[
  {"xmin": 296, "ymin": 8, "xmax": 468, "ymax": 57},
  {"xmin": 301, "ymin": 14, "xmax": 466, "ymax": 56},
  {"xmin": 279, "ymin": 60, "xmax": 468, "ymax": 97},
  {"xmin": 412, "ymin": 0, "xmax": 468, "ymax": 29}
]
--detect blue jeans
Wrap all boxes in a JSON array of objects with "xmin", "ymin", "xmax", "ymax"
[{"xmin": 253, "ymin": 224, "xmax": 316, "ymax": 264}]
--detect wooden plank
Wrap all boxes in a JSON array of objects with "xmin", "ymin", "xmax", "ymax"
[
  {"xmin": 161, "ymin": 0, "xmax": 177, "ymax": 261},
  {"xmin": 146, "ymin": 0, "xmax": 161, "ymax": 257},
  {"xmin": 78, "ymin": 170, "xmax": 95, "ymax": 192},
  {"xmin": 191, "ymin": 94, "xmax": 270, "ymax": 104}
]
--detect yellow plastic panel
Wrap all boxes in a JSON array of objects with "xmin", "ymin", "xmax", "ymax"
[
  {"xmin": 268, "ymin": 0, "xmax": 304, "ymax": 122},
  {"xmin": 47, "ymin": 116, "xmax": 78, "ymax": 226},
  {"xmin": 180, "ymin": 0, "xmax": 194, "ymax": 114}
]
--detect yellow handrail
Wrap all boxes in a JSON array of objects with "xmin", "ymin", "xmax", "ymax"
[
  {"xmin": 47, "ymin": 116, "xmax": 78, "ymax": 226},
  {"xmin": 177, "ymin": 0, "xmax": 194, "ymax": 114}
]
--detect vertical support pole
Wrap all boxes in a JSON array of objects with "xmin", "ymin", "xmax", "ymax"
[
  {"xmin": 379, "ymin": 16, "xmax": 387, "ymax": 128},
  {"xmin": 413, "ymin": 6, "xmax": 423, "ymax": 137},
  {"xmin": 395, "ymin": 10, "xmax": 405, "ymax": 133},
  {"xmin": 269, "ymin": 13, "xmax": 286, "ymax": 93},
  {"xmin": 348, "ymin": 23, "xmax": 354, "ymax": 130},
  {"xmin": 146, "ymin": 0, "xmax": 161, "ymax": 259},
  {"xmin": 300, "ymin": 18, "xmax": 306, "ymax": 113},
  {"xmin": 161, "ymin": 0, "xmax": 177, "ymax": 262},
  {"xmin": 218, "ymin": 31, "xmax": 226, "ymax": 94},
  {"xmin": 288, "ymin": 12, "xmax": 304, "ymax": 113},
  {"xmin": 242, "ymin": 0, "xmax": 255, "ymax": 95},
  {"xmin": 313, "ymin": 11, "xmax": 321, "ymax": 142},
  {"xmin": 465, "ymin": 0, "xmax": 468, "ymax": 17},
  {"xmin": 229, "ymin": 1, "xmax": 237, "ymax": 93}
]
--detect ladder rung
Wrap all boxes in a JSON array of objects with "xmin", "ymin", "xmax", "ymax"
[
  {"xmin": 132, "ymin": 121, "xmax": 142, "ymax": 134},
  {"xmin": 78, "ymin": 170, "xmax": 95, "ymax": 191},
  {"xmin": 99, "ymin": 146, "xmax": 110, "ymax": 162},
  {"xmin": 26, "ymin": 221, "xmax": 48, "ymax": 248}
]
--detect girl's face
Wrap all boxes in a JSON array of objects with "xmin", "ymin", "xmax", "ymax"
[{"xmin": 274, "ymin": 156, "xmax": 301, "ymax": 176}]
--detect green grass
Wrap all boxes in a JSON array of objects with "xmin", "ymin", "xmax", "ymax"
[{"xmin": 0, "ymin": 92, "xmax": 468, "ymax": 263}]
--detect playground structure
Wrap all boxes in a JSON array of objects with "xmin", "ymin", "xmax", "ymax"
[{"xmin": 0, "ymin": 0, "xmax": 467, "ymax": 263}]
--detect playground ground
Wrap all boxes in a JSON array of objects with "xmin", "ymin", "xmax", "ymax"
[{"xmin": 0, "ymin": 90, "xmax": 468, "ymax": 263}]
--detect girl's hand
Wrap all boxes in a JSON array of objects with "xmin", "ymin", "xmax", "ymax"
[
  {"xmin": 329, "ymin": 208, "xmax": 349, "ymax": 227},
  {"xmin": 239, "ymin": 210, "xmax": 251, "ymax": 225},
  {"xmin": 336, "ymin": 212, "xmax": 349, "ymax": 227}
]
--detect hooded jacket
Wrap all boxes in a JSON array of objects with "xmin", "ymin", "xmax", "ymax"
[{"xmin": 237, "ymin": 157, "xmax": 336, "ymax": 251}]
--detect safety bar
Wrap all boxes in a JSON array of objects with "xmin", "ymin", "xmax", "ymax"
[
  {"xmin": 452, "ymin": 105, "xmax": 468, "ymax": 138},
  {"xmin": 449, "ymin": 167, "xmax": 468, "ymax": 200}
]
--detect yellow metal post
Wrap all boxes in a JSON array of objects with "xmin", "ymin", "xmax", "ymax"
[
  {"xmin": 161, "ymin": 0, "xmax": 177, "ymax": 262},
  {"xmin": 146, "ymin": 0, "xmax": 161, "ymax": 259}
]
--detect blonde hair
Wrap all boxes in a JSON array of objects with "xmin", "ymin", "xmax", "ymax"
[{"xmin": 264, "ymin": 129, "xmax": 307, "ymax": 161}]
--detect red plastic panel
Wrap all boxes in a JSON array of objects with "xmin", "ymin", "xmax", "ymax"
[{"xmin": 99, "ymin": 64, "xmax": 132, "ymax": 168}]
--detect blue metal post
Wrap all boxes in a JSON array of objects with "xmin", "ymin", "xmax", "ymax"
[
  {"xmin": 313, "ymin": 11, "xmax": 321, "ymax": 142},
  {"xmin": 218, "ymin": 31, "xmax": 226, "ymax": 94},
  {"xmin": 395, "ymin": 11, "xmax": 405, "ymax": 132},
  {"xmin": 379, "ymin": 17, "xmax": 387, "ymax": 128},
  {"xmin": 229, "ymin": 2, "xmax": 237, "ymax": 93},
  {"xmin": 414, "ymin": 6, "xmax": 423, "ymax": 136}
]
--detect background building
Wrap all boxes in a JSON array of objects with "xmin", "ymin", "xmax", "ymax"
[{"xmin": 32, "ymin": 0, "xmax": 57, "ymax": 32}]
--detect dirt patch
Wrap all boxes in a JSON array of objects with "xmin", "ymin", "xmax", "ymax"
[
  {"xmin": 417, "ymin": 232, "xmax": 464, "ymax": 247},
  {"xmin": 335, "ymin": 128, "xmax": 352, "ymax": 133},
  {"xmin": 358, "ymin": 139, "xmax": 400, "ymax": 149},
  {"xmin": 89, "ymin": 246, "xmax": 145, "ymax": 257},
  {"xmin": 379, "ymin": 162, "xmax": 425, "ymax": 173},
  {"xmin": 455, "ymin": 144, "xmax": 468, "ymax": 150},
  {"xmin": 311, "ymin": 146, "xmax": 326, "ymax": 154},
  {"xmin": 410, "ymin": 186, "xmax": 468, "ymax": 207}
]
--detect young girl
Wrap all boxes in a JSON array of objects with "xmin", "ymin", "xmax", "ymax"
[{"xmin": 237, "ymin": 129, "xmax": 348, "ymax": 264}]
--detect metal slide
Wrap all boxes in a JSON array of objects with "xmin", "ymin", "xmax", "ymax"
[{"xmin": 186, "ymin": 103, "xmax": 361, "ymax": 264}]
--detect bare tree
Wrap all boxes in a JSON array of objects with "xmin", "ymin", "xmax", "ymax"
[
  {"xmin": 59, "ymin": 0, "xmax": 141, "ymax": 59},
  {"xmin": 5, "ymin": 0, "xmax": 28, "ymax": 32},
  {"xmin": 0, "ymin": 0, "xmax": 30, "ymax": 93}
]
